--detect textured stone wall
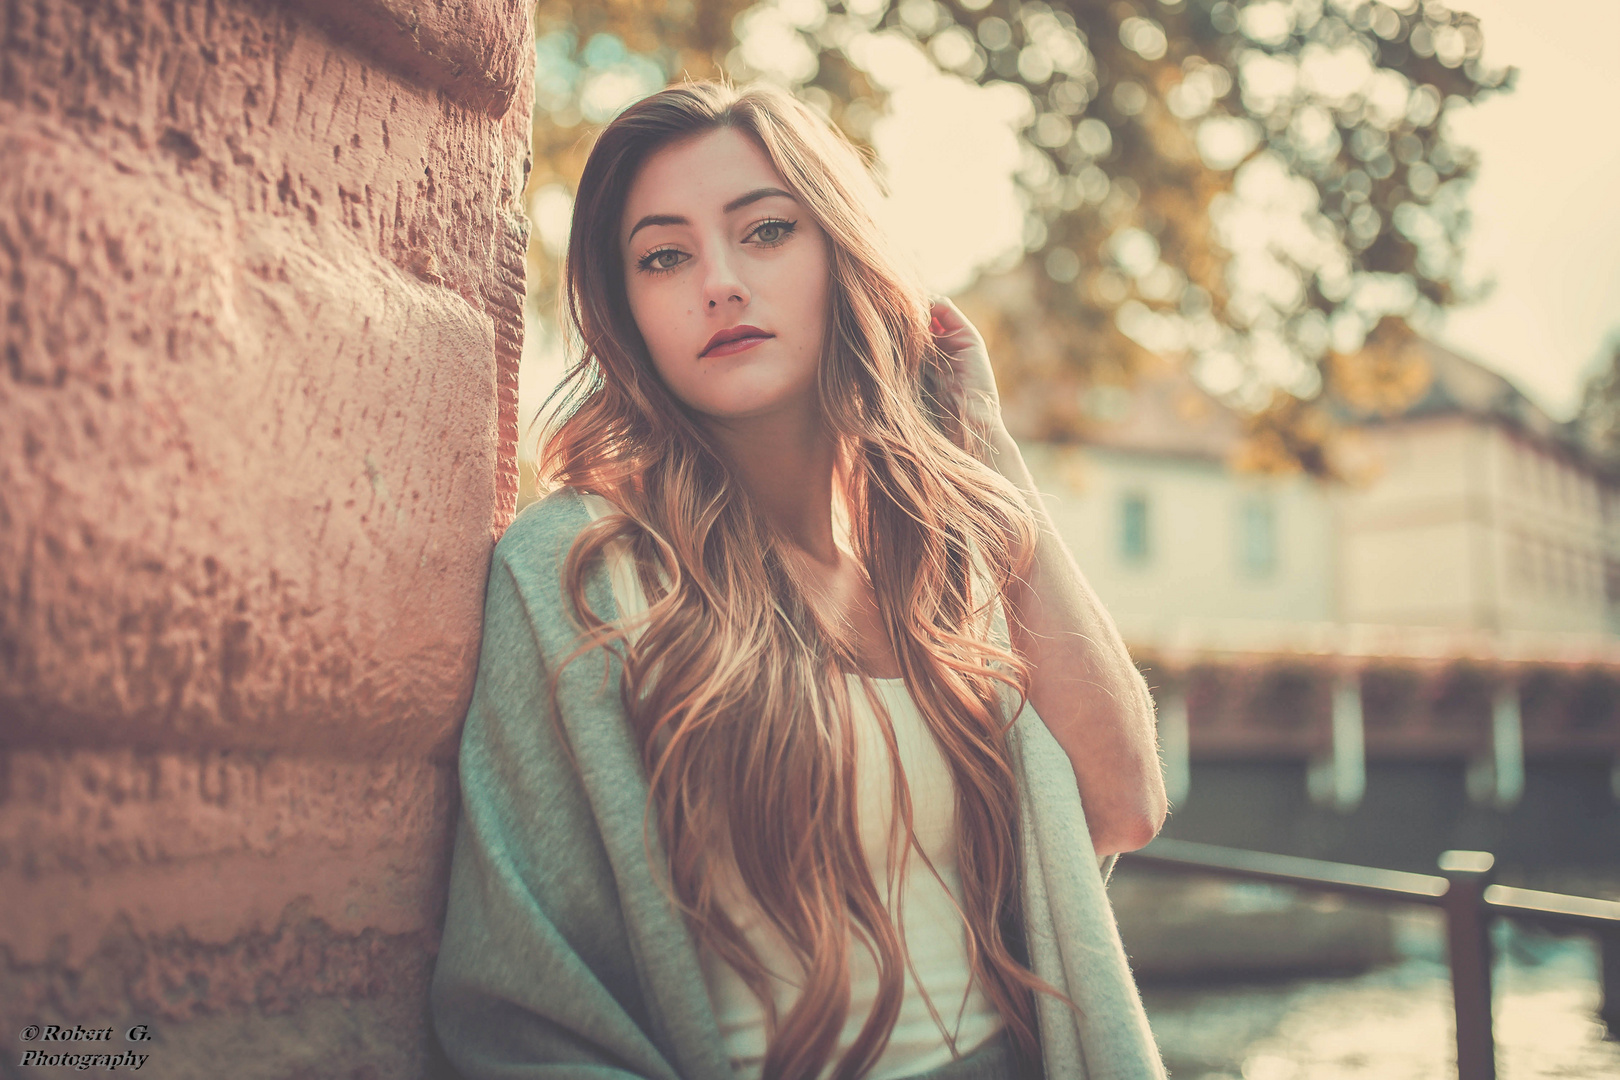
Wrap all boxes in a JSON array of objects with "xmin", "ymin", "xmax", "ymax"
[{"xmin": 0, "ymin": 0, "xmax": 532, "ymax": 1073}]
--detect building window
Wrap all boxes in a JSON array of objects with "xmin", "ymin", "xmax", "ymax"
[
  {"xmin": 1238, "ymin": 497, "xmax": 1277, "ymax": 577},
  {"xmin": 1120, "ymin": 492, "xmax": 1151, "ymax": 563}
]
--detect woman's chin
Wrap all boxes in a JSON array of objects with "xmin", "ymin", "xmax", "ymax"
[{"xmin": 682, "ymin": 385, "xmax": 821, "ymax": 427}]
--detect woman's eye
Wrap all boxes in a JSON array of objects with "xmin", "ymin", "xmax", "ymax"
[
  {"xmin": 750, "ymin": 220, "xmax": 796, "ymax": 245},
  {"xmin": 638, "ymin": 249, "xmax": 686, "ymax": 273}
]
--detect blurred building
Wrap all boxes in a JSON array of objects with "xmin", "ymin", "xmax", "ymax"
[
  {"xmin": 1335, "ymin": 342, "xmax": 1616, "ymax": 636},
  {"xmin": 1023, "ymin": 343, "xmax": 1620, "ymax": 828},
  {"xmin": 1022, "ymin": 360, "xmax": 1336, "ymax": 642},
  {"xmin": 1026, "ymin": 342, "xmax": 1620, "ymax": 644}
]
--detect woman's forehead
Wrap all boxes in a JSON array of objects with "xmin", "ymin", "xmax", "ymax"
[{"xmin": 621, "ymin": 129, "xmax": 795, "ymax": 235}]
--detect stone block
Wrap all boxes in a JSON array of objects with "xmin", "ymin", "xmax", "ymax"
[{"xmin": 1, "ymin": 0, "xmax": 534, "ymax": 1071}]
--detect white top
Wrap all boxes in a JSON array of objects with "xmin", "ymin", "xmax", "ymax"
[{"xmin": 578, "ymin": 493, "xmax": 1006, "ymax": 1080}]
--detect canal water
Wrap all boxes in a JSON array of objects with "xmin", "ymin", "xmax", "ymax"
[{"xmin": 1139, "ymin": 911, "xmax": 1620, "ymax": 1078}]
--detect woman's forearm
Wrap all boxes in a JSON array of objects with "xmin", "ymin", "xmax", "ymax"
[{"xmin": 985, "ymin": 423, "xmax": 1169, "ymax": 857}]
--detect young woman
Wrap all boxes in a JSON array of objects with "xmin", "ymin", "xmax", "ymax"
[{"xmin": 431, "ymin": 82, "xmax": 1168, "ymax": 1080}]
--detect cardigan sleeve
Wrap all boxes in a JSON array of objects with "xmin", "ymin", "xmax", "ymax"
[{"xmin": 430, "ymin": 544, "xmax": 679, "ymax": 1080}]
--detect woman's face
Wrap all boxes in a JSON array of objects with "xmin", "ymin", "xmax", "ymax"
[{"xmin": 619, "ymin": 127, "xmax": 832, "ymax": 425}]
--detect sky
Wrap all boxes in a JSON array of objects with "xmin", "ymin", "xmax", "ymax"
[{"xmin": 1435, "ymin": 0, "xmax": 1620, "ymax": 420}]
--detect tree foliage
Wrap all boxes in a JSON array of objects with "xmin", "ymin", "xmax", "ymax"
[
  {"xmin": 523, "ymin": 0, "xmax": 1510, "ymax": 470},
  {"xmin": 1576, "ymin": 333, "xmax": 1620, "ymax": 475}
]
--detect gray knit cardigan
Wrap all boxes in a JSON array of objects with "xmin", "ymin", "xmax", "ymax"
[{"xmin": 429, "ymin": 487, "xmax": 1167, "ymax": 1080}]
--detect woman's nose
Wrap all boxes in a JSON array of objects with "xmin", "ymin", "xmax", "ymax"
[{"xmin": 702, "ymin": 251, "xmax": 749, "ymax": 309}]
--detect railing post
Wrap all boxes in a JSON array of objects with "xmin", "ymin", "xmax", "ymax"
[
  {"xmin": 1439, "ymin": 850, "xmax": 1497, "ymax": 1080},
  {"xmin": 1601, "ymin": 927, "xmax": 1620, "ymax": 1037}
]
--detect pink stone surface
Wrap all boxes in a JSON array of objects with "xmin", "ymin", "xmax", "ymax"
[
  {"xmin": 1, "ymin": 750, "xmax": 457, "ymax": 965},
  {"xmin": 0, "ymin": 0, "xmax": 533, "ymax": 1071},
  {"xmin": 286, "ymin": 0, "xmax": 532, "ymax": 118}
]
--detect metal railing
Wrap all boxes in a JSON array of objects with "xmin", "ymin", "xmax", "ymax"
[{"xmin": 1121, "ymin": 838, "xmax": 1620, "ymax": 1080}]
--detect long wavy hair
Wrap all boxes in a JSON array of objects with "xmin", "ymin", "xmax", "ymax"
[{"xmin": 539, "ymin": 81, "xmax": 1071, "ymax": 1079}]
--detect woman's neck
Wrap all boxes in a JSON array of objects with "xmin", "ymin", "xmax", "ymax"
[
  {"xmin": 705, "ymin": 406, "xmax": 842, "ymax": 564},
  {"xmin": 703, "ymin": 406, "xmax": 898, "ymax": 677}
]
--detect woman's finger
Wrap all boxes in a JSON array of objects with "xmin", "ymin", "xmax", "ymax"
[{"xmin": 928, "ymin": 298, "xmax": 975, "ymax": 343}]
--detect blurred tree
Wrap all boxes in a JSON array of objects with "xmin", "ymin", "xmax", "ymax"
[
  {"xmin": 522, "ymin": 0, "xmax": 1511, "ymax": 474},
  {"xmin": 1575, "ymin": 332, "xmax": 1620, "ymax": 474}
]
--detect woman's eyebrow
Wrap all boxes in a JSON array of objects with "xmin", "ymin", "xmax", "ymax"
[
  {"xmin": 625, "ymin": 187, "xmax": 798, "ymax": 244},
  {"xmin": 723, "ymin": 186, "xmax": 796, "ymax": 213}
]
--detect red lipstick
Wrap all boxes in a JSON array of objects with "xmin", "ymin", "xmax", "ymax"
[{"xmin": 701, "ymin": 324, "xmax": 773, "ymax": 357}]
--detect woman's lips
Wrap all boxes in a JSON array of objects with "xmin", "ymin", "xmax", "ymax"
[{"xmin": 701, "ymin": 332, "xmax": 773, "ymax": 357}]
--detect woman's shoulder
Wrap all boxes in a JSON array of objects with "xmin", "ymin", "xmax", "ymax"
[{"xmin": 490, "ymin": 486, "xmax": 595, "ymax": 590}]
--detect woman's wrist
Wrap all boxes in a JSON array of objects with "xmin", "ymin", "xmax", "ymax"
[
  {"xmin": 953, "ymin": 404, "xmax": 1010, "ymax": 460},
  {"xmin": 980, "ymin": 418, "xmax": 1027, "ymax": 482}
]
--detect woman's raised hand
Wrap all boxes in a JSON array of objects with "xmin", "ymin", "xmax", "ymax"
[{"xmin": 928, "ymin": 297, "xmax": 1005, "ymax": 437}]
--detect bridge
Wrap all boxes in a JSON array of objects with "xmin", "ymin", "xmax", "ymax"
[{"xmin": 1128, "ymin": 622, "xmax": 1620, "ymax": 879}]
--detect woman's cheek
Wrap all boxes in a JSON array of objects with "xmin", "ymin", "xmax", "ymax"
[{"xmin": 641, "ymin": 300, "xmax": 687, "ymax": 372}]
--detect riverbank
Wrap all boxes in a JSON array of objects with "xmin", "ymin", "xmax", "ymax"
[{"xmin": 1138, "ymin": 912, "xmax": 1620, "ymax": 1079}]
